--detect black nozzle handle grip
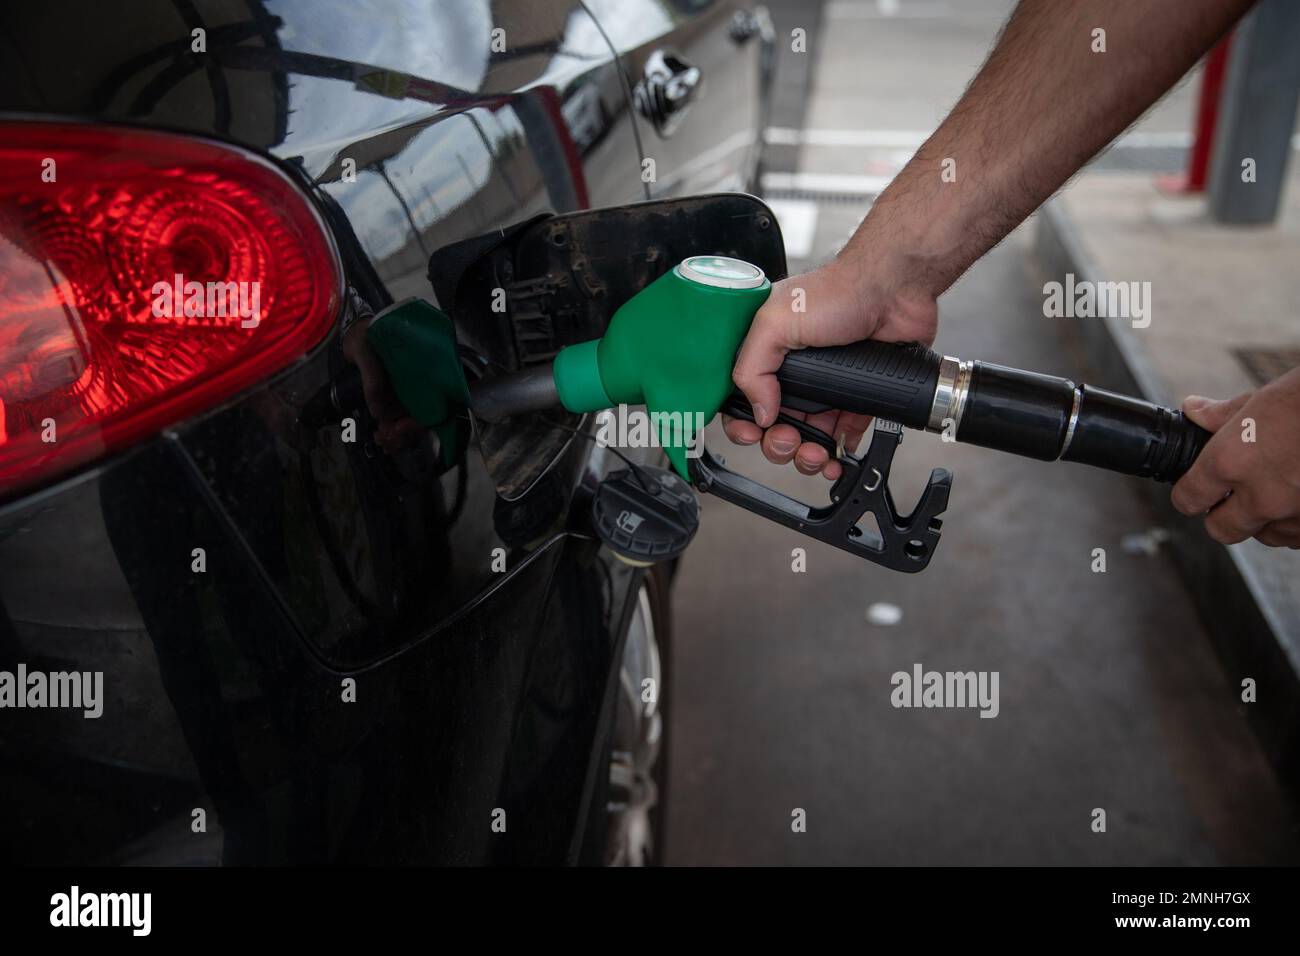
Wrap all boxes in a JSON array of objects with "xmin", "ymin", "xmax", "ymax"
[{"xmin": 775, "ymin": 340, "xmax": 942, "ymax": 430}]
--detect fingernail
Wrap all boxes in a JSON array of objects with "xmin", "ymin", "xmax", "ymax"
[
  {"xmin": 753, "ymin": 403, "xmax": 769, "ymax": 427},
  {"xmin": 770, "ymin": 437, "xmax": 795, "ymax": 454},
  {"xmin": 735, "ymin": 433, "xmax": 758, "ymax": 445},
  {"xmin": 1184, "ymin": 394, "xmax": 1209, "ymax": 411}
]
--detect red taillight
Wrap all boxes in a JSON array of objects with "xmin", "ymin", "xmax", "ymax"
[{"xmin": 0, "ymin": 122, "xmax": 342, "ymax": 496}]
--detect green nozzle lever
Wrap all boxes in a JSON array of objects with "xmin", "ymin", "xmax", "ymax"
[{"xmin": 551, "ymin": 256, "xmax": 770, "ymax": 477}]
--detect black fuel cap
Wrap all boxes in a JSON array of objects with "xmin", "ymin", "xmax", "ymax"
[{"xmin": 592, "ymin": 466, "xmax": 700, "ymax": 566}]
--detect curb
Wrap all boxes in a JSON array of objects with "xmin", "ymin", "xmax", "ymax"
[{"xmin": 1033, "ymin": 200, "xmax": 1300, "ymax": 795}]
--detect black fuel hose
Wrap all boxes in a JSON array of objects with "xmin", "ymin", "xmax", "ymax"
[
  {"xmin": 468, "ymin": 363, "xmax": 559, "ymax": 421},
  {"xmin": 776, "ymin": 340, "xmax": 1208, "ymax": 483}
]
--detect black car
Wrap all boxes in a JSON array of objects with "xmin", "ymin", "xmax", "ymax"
[{"xmin": 0, "ymin": 0, "xmax": 776, "ymax": 864}]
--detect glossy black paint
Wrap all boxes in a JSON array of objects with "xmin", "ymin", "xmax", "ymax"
[{"xmin": 0, "ymin": 0, "xmax": 766, "ymax": 863}]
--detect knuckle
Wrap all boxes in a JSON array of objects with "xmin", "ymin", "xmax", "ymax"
[
  {"xmin": 1205, "ymin": 522, "xmax": 1234, "ymax": 545},
  {"xmin": 731, "ymin": 371, "xmax": 756, "ymax": 396},
  {"xmin": 1203, "ymin": 513, "xmax": 1238, "ymax": 544},
  {"xmin": 1170, "ymin": 486, "xmax": 1200, "ymax": 516},
  {"xmin": 1273, "ymin": 528, "xmax": 1300, "ymax": 548},
  {"xmin": 1254, "ymin": 489, "xmax": 1297, "ymax": 522},
  {"xmin": 1208, "ymin": 448, "xmax": 1246, "ymax": 483},
  {"xmin": 1257, "ymin": 529, "xmax": 1287, "ymax": 548}
]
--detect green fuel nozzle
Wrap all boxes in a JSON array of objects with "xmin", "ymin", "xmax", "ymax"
[
  {"xmin": 467, "ymin": 255, "xmax": 771, "ymax": 479},
  {"xmin": 550, "ymin": 255, "xmax": 771, "ymax": 478},
  {"xmin": 364, "ymin": 297, "xmax": 469, "ymax": 467}
]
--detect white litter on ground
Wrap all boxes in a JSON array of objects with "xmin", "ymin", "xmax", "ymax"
[{"xmin": 866, "ymin": 602, "xmax": 903, "ymax": 626}]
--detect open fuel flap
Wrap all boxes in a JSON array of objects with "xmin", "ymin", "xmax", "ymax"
[{"xmin": 427, "ymin": 193, "xmax": 788, "ymax": 500}]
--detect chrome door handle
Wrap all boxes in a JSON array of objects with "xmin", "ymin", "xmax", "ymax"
[{"xmin": 633, "ymin": 49, "xmax": 702, "ymax": 135}]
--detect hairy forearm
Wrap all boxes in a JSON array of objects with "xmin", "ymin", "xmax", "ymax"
[{"xmin": 838, "ymin": 0, "xmax": 1255, "ymax": 297}]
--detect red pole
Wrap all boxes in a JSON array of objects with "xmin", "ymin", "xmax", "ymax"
[
  {"xmin": 1159, "ymin": 32, "xmax": 1233, "ymax": 194},
  {"xmin": 1187, "ymin": 33, "xmax": 1234, "ymax": 190}
]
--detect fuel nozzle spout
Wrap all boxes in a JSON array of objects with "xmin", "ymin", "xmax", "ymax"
[{"xmin": 468, "ymin": 363, "xmax": 561, "ymax": 422}]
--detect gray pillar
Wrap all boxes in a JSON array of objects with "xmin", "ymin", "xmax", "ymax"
[{"xmin": 1207, "ymin": 0, "xmax": 1300, "ymax": 224}]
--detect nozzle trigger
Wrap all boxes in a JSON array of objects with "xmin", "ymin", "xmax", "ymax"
[{"xmin": 689, "ymin": 415, "xmax": 950, "ymax": 573}]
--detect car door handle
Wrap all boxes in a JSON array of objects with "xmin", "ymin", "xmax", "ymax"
[{"xmin": 633, "ymin": 49, "xmax": 702, "ymax": 135}]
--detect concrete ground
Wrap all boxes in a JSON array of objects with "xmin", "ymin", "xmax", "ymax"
[
  {"xmin": 1051, "ymin": 174, "xmax": 1300, "ymax": 648},
  {"xmin": 664, "ymin": 0, "xmax": 1300, "ymax": 865}
]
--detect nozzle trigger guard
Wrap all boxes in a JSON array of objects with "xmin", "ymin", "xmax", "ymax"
[{"xmin": 689, "ymin": 416, "xmax": 951, "ymax": 573}]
